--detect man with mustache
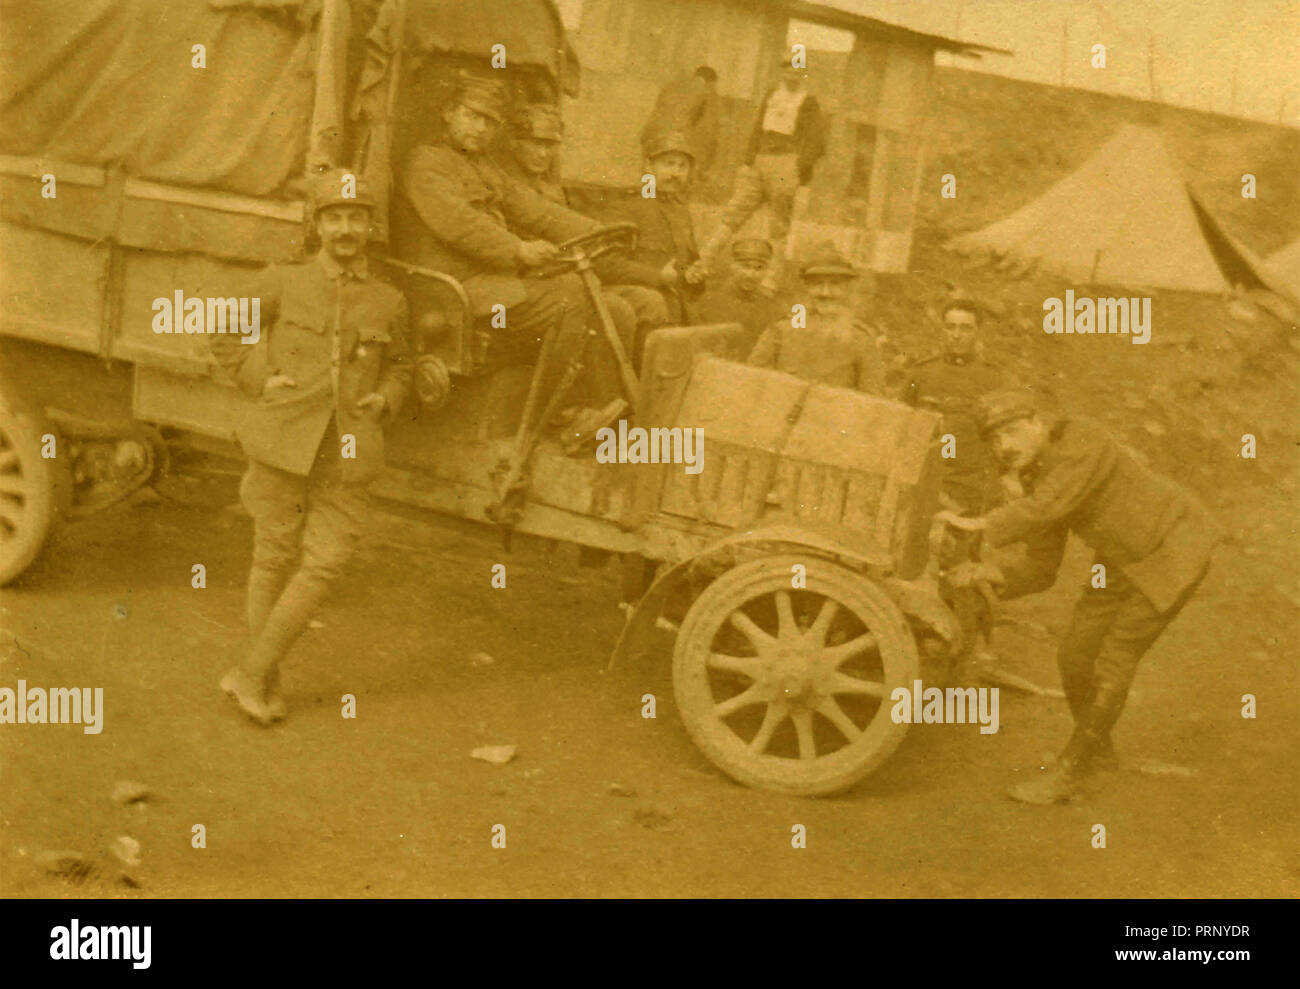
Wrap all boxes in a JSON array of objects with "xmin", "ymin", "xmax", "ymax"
[
  {"xmin": 392, "ymin": 73, "xmax": 637, "ymax": 423},
  {"xmin": 211, "ymin": 168, "xmax": 411, "ymax": 725},
  {"xmin": 939, "ymin": 389, "xmax": 1219, "ymax": 803}
]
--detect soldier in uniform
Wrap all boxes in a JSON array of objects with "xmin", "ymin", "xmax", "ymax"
[
  {"xmin": 391, "ymin": 73, "xmax": 637, "ymax": 419},
  {"xmin": 211, "ymin": 169, "xmax": 412, "ymax": 725},
  {"xmin": 939, "ymin": 389, "xmax": 1219, "ymax": 804},
  {"xmin": 702, "ymin": 56, "xmax": 828, "ymax": 294},
  {"xmin": 600, "ymin": 128, "xmax": 708, "ymax": 344},
  {"xmin": 498, "ymin": 103, "xmax": 567, "ymax": 205},
  {"xmin": 902, "ymin": 293, "xmax": 1010, "ymax": 680},
  {"xmin": 746, "ymin": 241, "xmax": 886, "ymax": 394},
  {"xmin": 693, "ymin": 238, "xmax": 785, "ymax": 357}
]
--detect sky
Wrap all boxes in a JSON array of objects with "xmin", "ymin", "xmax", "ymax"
[
  {"xmin": 809, "ymin": 0, "xmax": 1300, "ymax": 128},
  {"xmin": 553, "ymin": 0, "xmax": 1299, "ymax": 127}
]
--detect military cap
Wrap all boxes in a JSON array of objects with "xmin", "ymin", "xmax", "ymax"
[
  {"xmin": 513, "ymin": 103, "xmax": 564, "ymax": 142},
  {"xmin": 310, "ymin": 167, "xmax": 375, "ymax": 214},
  {"xmin": 451, "ymin": 71, "xmax": 507, "ymax": 123},
  {"xmin": 799, "ymin": 241, "xmax": 858, "ymax": 280},
  {"xmin": 731, "ymin": 238, "xmax": 773, "ymax": 263},
  {"xmin": 941, "ymin": 287, "xmax": 987, "ymax": 320},
  {"xmin": 976, "ymin": 388, "xmax": 1037, "ymax": 437},
  {"xmin": 643, "ymin": 128, "xmax": 696, "ymax": 163}
]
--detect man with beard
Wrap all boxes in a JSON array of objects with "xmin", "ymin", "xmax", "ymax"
[
  {"xmin": 746, "ymin": 241, "xmax": 885, "ymax": 394},
  {"xmin": 938, "ymin": 390, "xmax": 1219, "ymax": 804},
  {"xmin": 212, "ymin": 169, "xmax": 411, "ymax": 725}
]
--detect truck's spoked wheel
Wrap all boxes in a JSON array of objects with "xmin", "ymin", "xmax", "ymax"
[
  {"xmin": 0, "ymin": 409, "xmax": 58, "ymax": 585},
  {"xmin": 673, "ymin": 555, "xmax": 918, "ymax": 795}
]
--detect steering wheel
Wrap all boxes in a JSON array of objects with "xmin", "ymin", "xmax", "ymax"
[{"xmin": 531, "ymin": 222, "xmax": 638, "ymax": 278}]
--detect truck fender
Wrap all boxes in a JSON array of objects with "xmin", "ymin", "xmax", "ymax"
[{"xmin": 608, "ymin": 526, "xmax": 956, "ymax": 668}]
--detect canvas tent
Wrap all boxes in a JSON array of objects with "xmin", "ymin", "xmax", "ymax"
[
  {"xmin": 945, "ymin": 124, "xmax": 1283, "ymax": 297},
  {"xmin": 1267, "ymin": 238, "xmax": 1300, "ymax": 298}
]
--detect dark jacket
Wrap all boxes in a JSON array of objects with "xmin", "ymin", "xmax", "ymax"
[
  {"xmin": 745, "ymin": 89, "xmax": 827, "ymax": 184},
  {"xmin": 211, "ymin": 253, "xmax": 411, "ymax": 483},
  {"xmin": 986, "ymin": 417, "xmax": 1219, "ymax": 613},
  {"xmin": 902, "ymin": 353, "xmax": 1010, "ymax": 511}
]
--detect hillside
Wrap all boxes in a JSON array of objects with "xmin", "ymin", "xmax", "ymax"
[{"xmin": 870, "ymin": 67, "xmax": 1298, "ymax": 562}]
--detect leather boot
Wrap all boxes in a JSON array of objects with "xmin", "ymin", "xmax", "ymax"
[{"xmin": 1008, "ymin": 726, "xmax": 1097, "ymax": 805}]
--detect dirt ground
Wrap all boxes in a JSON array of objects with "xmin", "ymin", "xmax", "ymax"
[{"xmin": 2, "ymin": 464, "xmax": 1296, "ymax": 899}]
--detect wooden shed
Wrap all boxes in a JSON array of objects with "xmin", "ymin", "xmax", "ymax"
[{"xmin": 557, "ymin": 0, "xmax": 1005, "ymax": 273}]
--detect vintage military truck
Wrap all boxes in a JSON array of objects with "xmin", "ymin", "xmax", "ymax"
[{"xmin": 0, "ymin": 0, "xmax": 957, "ymax": 795}]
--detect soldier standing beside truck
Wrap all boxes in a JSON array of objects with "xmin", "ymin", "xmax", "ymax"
[{"xmin": 211, "ymin": 169, "xmax": 412, "ymax": 726}]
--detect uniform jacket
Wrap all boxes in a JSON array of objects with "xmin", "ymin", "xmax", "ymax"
[
  {"xmin": 211, "ymin": 253, "xmax": 411, "ymax": 484},
  {"xmin": 599, "ymin": 187, "xmax": 704, "ymax": 322},
  {"xmin": 747, "ymin": 315, "xmax": 885, "ymax": 394},
  {"xmin": 392, "ymin": 142, "xmax": 597, "ymax": 317},
  {"xmin": 694, "ymin": 282, "xmax": 785, "ymax": 358},
  {"xmin": 985, "ymin": 416, "xmax": 1219, "ymax": 613},
  {"xmin": 902, "ymin": 352, "xmax": 1010, "ymax": 509}
]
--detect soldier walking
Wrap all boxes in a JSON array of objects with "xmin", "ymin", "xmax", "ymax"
[
  {"xmin": 212, "ymin": 169, "xmax": 411, "ymax": 725},
  {"xmin": 702, "ymin": 57, "xmax": 827, "ymax": 294},
  {"xmin": 939, "ymin": 390, "xmax": 1219, "ymax": 803}
]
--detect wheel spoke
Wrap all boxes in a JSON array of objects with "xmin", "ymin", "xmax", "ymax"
[
  {"xmin": 791, "ymin": 708, "xmax": 816, "ymax": 760},
  {"xmin": 713, "ymin": 683, "xmax": 765, "ymax": 719},
  {"xmin": 825, "ymin": 633, "xmax": 877, "ymax": 666},
  {"xmin": 748, "ymin": 701, "xmax": 787, "ymax": 753},
  {"xmin": 816, "ymin": 695, "xmax": 863, "ymax": 741},
  {"xmin": 828, "ymin": 671, "xmax": 886, "ymax": 698},
  {"xmin": 706, "ymin": 652, "xmax": 764, "ymax": 680},
  {"xmin": 728, "ymin": 610, "xmax": 774, "ymax": 651},
  {"xmin": 809, "ymin": 598, "xmax": 839, "ymax": 643},
  {"xmin": 774, "ymin": 590, "xmax": 796, "ymax": 639}
]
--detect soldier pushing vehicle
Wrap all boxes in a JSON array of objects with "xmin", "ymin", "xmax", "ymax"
[
  {"xmin": 211, "ymin": 169, "xmax": 412, "ymax": 725},
  {"xmin": 939, "ymin": 389, "xmax": 1220, "ymax": 804}
]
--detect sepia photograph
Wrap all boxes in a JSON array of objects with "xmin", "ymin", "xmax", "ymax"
[{"xmin": 0, "ymin": 0, "xmax": 1295, "ymax": 952}]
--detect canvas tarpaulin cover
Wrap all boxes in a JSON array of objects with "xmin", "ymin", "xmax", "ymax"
[{"xmin": 0, "ymin": 0, "xmax": 320, "ymax": 197}]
